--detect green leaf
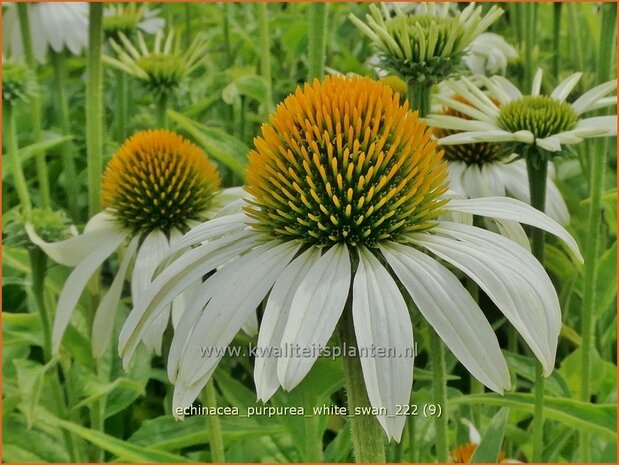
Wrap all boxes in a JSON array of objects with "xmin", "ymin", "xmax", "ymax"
[
  {"xmin": 595, "ymin": 242, "xmax": 617, "ymax": 316},
  {"xmin": 470, "ymin": 408, "xmax": 509, "ymax": 463},
  {"xmin": 38, "ymin": 409, "xmax": 192, "ymax": 462},
  {"xmin": 72, "ymin": 376, "xmax": 145, "ymax": 410},
  {"xmin": 13, "ymin": 358, "xmax": 57, "ymax": 427},
  {"xmin": 222, "ymin": 74, "xmax": 268, "ymax": 106},
  {"xmin": 558, "ymin": 346, "xmax": 616, "ymax": 400},
  {"xmin": 168, "ymin": 110, "xmax": 248, "ymax": 178},
  {"xmin": 451, "ymin": 393, "xmax": 616, "ymax": 440},
  {"xmin": 503, "ymin": 350, "xmax": 571, "ymax": 397}
]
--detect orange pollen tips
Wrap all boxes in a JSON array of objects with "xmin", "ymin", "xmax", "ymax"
[
  {"xmin": 102, "ymin": 130, "xmax": 220, "ymax": 235},
  {"xmin": 245, "ymin": 76, "xmax": 448, "ymax": 247},
  {"xmin": 434, "ymin": 95, "xmax": 505, "ymax": 166}
]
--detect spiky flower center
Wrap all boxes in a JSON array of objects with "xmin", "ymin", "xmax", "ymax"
[
  {"xmin": 434, "ymin": 96, "xmax": 504, "ymax": 165},
  {"xmin": 102, "ymin": 130, "xmax": 220, "ymax": 236},
  {"xmin": 497, "ymin": 95, "xmax": 578, "ymax": 139},
  {"xmin": 136, "ymin": 54, "xmax": 186, "ymax": 94},
  {"xmin": 246, "ymin": 76, "xmax": 448, "ymax": 247}
]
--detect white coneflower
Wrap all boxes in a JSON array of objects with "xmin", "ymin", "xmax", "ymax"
[
  {"xmin": 3, "ymin": 2, "xmax": 88, "ymax": 63},
  {"xmin": 464, "ymin": 32, "xmax": 518, "ymax": 75},
  {"xmin": 120, "ymin": 77, "xmax": 582, "ymax": 442},
  {"xmin": 104, "ymin": 29, "xmax": 207, "ymax": 100},
  {"xmin": 27, "ymin": 130, "xmax": 242, "ymax": 357},
  {"xmin": 349, "ymin": 3, "xmax": 503, "ymax": 85},
  {"xmin": 432, "ymin": 95, "xmax": 569, "ymax": 226},
  {"xmin": 427, "ymin": 69, "xmax": 617, "ymax": 153},
  {"xmin": 103, "ymin": 3, "xmax": 165, "ymax": 38}
]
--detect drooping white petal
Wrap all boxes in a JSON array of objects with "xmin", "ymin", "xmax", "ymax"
[
  {"xmin": 551, "ymin": 72, "xmax": 583, "ymax": 101},
  {"xmin": 571, "ymin": 79, "xmax": 617, "ymax": 114},
  {"xmin": 91, "ymin": 237, "xmax": 139, "ymax": 358},
  {"xmin": 353, "ymin": 247, "xmax": 413, "ymax": 442},
  {"xmin": 84, "ymin": 211, "xmax": 118, "ymax": 233},
  {"xmin": 545, "ymin": 179, "xmax": 571, "ymax": 226},
  {"xmin": 486, "ymin": 218, "xmax": 531, "ymax": 252},
  {"xmin": 444, "ymin": 197, "xmax": 582, "ymax": 262},
  {"xmin": 492, "ymin": 75, "xmax": 523, "ymax": 101},
  {"xmin": 25, "ymin": 217, "xmax": 120, "ymax": 267},
  {"xmin": 179, "ymin": 240, "xmax": 301, "ymax": 385},
  {"xmin": 462, "ymin": 418, "xmax": 482, "ymax": 444},
  {"xmin": 277, "ymin": 245, "xmax": 351, "ymax": 391},
  {"xmin": 52, "ymin": 230, "xmax": 126, "ymax": 352},
  {"xmin": 131, "ymin": 230, "xmax": 169, "ymax": 303},
  {"xmin": 573, "ymin": 116, "xmax": 617, "ymax": 136},
  {"xmin": 241, "ymin": 312, "xmax": 259, "ymax": 336},
  {"xmin": 254, "ymin": 247, "xmax": 322, "ymax": 402},
  {"xmin": 535, "ymin": 136, "xmax": 563, "ymax": 152},
  {"xmin": 446, "ymin": 161, "xmax": 467, "ymax": 196},
  {"xmin": 382, "ymin": 243, "xmax": 510, "ymax": 394},
  {"xmin": 412, "ymin": 223, "xmax": 560, "ymax": 375},
  {"xmin": 119, "ymin": 230, "xmax": 257, "ymax": 367}
]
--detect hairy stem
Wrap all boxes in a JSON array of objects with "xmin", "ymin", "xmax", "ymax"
[
  {"xmin": 257, "ymin": 3, "xmax": 274, "ymax": 114},
  {"xmin": 308, "ymin": 3, "xmax": 328, "ymax": 81},
  {"xmin": 204, "ymin": 380, "xmax": 226, "ymax": 462},
  {"xmin": 5, "ymin": 104, "xmax": 32, "ymax": 211},
  {"xmin": 428, "ymin": 327, "xmax": 449, "ymax": 462}
]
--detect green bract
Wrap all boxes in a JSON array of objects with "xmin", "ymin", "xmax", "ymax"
[{"xmin": 2, "ymin": 61, "xmax": 36, "ymax": 105}]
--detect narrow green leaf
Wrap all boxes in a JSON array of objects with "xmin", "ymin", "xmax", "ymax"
[
  {"xmin": 470, "ymin": 408, "xmax": 509, "ymax": 463},
  {"xmin": 3, "ymin": 135, "xmax": 74, "ymax": 180},
  {"xmin": 222, "ymin": 74, "xmax": 268, "ymax": 105}
]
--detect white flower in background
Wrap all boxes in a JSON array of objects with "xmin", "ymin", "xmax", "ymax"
[
  {"xmin": 427, "ymin": 69, "xmax": 617, "ymax": 153},
  {"xmin": 464, "ymin": 32, "xmax": 518, "ymax": 75},
  {"xmin": 2, "ymin": 2, "xmax": 88, "ymax": 63},
  {"xmin": 27, "ymin": 130, "xmax": 243, "ymax": 357},
  {"xmin": 119, "ymin": 77, "xmax": 582, "ymax": 442},
  {"xmin": 103, "ymin": 3, "xmax": 165, "ymax": 37},
  {"xmin": 431, "ymin": 95, "xmax": 569, "ymax": 226}
]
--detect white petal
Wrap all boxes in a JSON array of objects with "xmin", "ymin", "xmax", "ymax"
[
  {"xmin": 492, "ymin": 76, "xmax": 522, "ymax": 101},
  {"xmin": 25, "ymin": 219, "xmax": 120, "ymax": 267},
  {"xmin": 486, "ymin": 218, "xmax": 531, "ymax": 252},
  {"xmin": 573, "ymin": 116, "xmax": 617, "ymax": 137},
  {"xmin": 536, "ymin": 136, "xmax": 563, "ymax": 152},
  {"xmin": 382, "ymin": 243, "xmax": 510, "ymax": 394},
  {"xmin": 353, "ymin": 248, "xmax": 413, "ymax": 442},
  {"xmin": 531, "ymin": 68, "xmax": 543, "ymax": 96},
  {"xmin": 91, "ymin": 237, "xmax": 138, "ymax": 357},
  {"xmin": 131, "ymin": 230, "xmax": 169, "ymax": 303},
  {"xmin": 551, "ymin": 72, "xmax": 583, "ymax": 101},
  {"xmin": 119, "ymin": 230, "xmax": 256, "ymax": 367},
  {"xmin": 254, "ymin": 247, "xmax": 322, "ymax": 402},
  {"xmin": 462, "ymin": 418, "xmax": 482, "ymax": 444},
  {"xmin": 84, "ymin": 211, "xmax": 117, "ymax": 233},
  {"xmin": 277, "ymin": 245, "xmax": 351, "ymax": 390},
  {"xmin": 180, "ymin": 240, "xmax": 300, "ymax": 385},
  {"xmin": 571, "ymin": 79, "xmax": 617, "ymax": 114},
  {"xmin": 545, "ymin": 178, "xmax": 570, "ymax": 226},
  {"xmin": 241, "ymin": 312, "xmax": 258, "ymax": 336},
  {"xmin": 429, "ymin": 115, "xmax": 497, "ymax": 132},
  {"xmin": 52, "ymin": 231, "xmax": 126, "ymax": 352},
  {"xmin": 439, "ymin": 130, "xmax": 526, "ymax": 145},
  {"xmin": 444, "ymin": 197, "xmax": 583, "ymax": 262},
  {"xmin": 412, "ymin": 223, "xmax": 560, "ymax": 375},
  {"xmin": 171, "ymin": 281, "xmax": 200, "ymax": 329}
]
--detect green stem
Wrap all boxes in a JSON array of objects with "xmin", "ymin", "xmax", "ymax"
[
  {"xmin": 5, "ymin": 104, "xmax": 32, "ymax": 211},
  {"xmin": 407, "ymin": 413, "xmax": 416, "ymax": 461},
  {"xmin": 86, "ymin": 3, "xmax": 104, "ymax": 218},
  {"xmin": 525, "ymin": 153, "xmax": 548, "ymax": 463},
  {"xmin": 308, "ymin": 3, "xmax": 328, "ymax": 81},
  {"xmin": 204, "ymin": 380, "xmax": 225, "ymax": 462},
  {"xmin": 257, "ymin": 3, "xmax": 274, "ymax": 114},
  {"xmin": 522, "ymin": 2, "xmax": 537, "ymax": 87},
  {"xmin": 29, "ymin": 248, "xmax": 51, "ymax": 359},
  {"xmin": 303, "ymin": 393, "xmax": 323, "ymax": 462},
  {"xmin": 17, "ymin": 2, "xmax": 50, "ymax": 208},
  {"xmin": 428, "ymin": 327, "xmax": 449, "ymax": 462},
  {"xmin": 115, "ymin": 70, "xmax": 128, "ymax": 141},
  {"xmin": 51, "ymin": 50, "xmax": 80, "ymax": 220},
  {"xmin": 156, "ymin": 93, "xmax": 169, "ymax": 128},
  {"xmin": 339, "ymin": 305, "xmax": 386, "ymax": 463},
  {"xmin": 579, "ymin": 4, "xmax": 616, "ymax": 462},
  {"xmin": 407, "ymin": 83, "xmax": 431, "ymax": 118},
  {"xmin": 552, "ymin": 3, "xmax": 562, "ymax": 78},
  {"xmin": 184, "ymin": 3, "xmax": 192, "ymax": 49}
]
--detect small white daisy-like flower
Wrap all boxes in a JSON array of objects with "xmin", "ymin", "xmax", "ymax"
[
  {"xmin": 2, "ymin": 2, "xmax": 88, "ymax": 63},
  {"xmin": 349, "ymin": 3, "xmax": 503, "ymax": 84},
  {"xmin": 27, "ymin": 130, "xmax": 243, "ymax": 357},
  {"xmin": 431, "ymin": 95, "xmax": 569, "ymax": 226},
  {"xmin": 464, "ymin": 32, "xmax": 518, "ymax": 75},
  {"xmin": 427, "ymin": 68, "xmax": 617, "ymax": 153},
  {"xmin": 120, "ymin": 77, "xmax": 582, "ymax": 441}
]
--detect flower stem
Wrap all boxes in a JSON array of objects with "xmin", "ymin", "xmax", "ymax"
[
  {"xmin": 51, "ymin": 50, "xmax": 80, "ymax": 220},
  {"xmin": 29, "ymin": 248, "xmax": 52, "ymax": 359},
  {"xmin": 5, "ymin": 104, "xmax": 32, "ymax": 212},
  {"xmin": 579, "ymin": 3, "xmax": 617, "ymax": 461},
  {"xmin": 204, "ymin": 380, "xmax": 226, "ymax": 462},
  {"xmin": 339, "ymin": 305, "xmax": 386, "ymax": 463},
  {"xmin": 16, "ymin": 2, "xmax": 50, "ymax": 208},
  {"xmin": 525, "ymin": 151, "xmax": 548, "ymax": 463},
  {"xmin": 428, "ymin": 327, "xmax": 449, "ymax": 462},
  {"xmin": 86, "ymin": 3, "xmax": 104, "ymax": 218},
  {"xmin": 521, "ymin": 2, "xmax": 537, "ymax": 86},
  {"xmin": 156, "ymin": 93, "xmax": 169, "ymax": 128},
  {"xmin": 308, "ymin": 3, "xmax": 328, "ymax": 81},
  {"xmin": 115, "ymin": 70, "xmax": 128, "ymax": 141},
  {"xmin": 257, "ymin": 3, "xmax": 274, "ymax": 114},
  {"xmin": 407, "ymin": 82, "xmax": 431, "ymax": 118},
  {"xmin": 552, "ymin": 3, "xmax": 562, "ymax": 78}
]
